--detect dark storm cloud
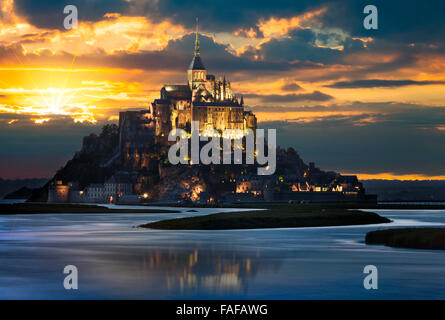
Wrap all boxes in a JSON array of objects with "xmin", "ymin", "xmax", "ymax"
[
  {"xmin": 9, "ymin": 1, "xmax": 444, "ymax": 80},
  {"xmin": 13, "ymin": 0, "xmax": 445, "ymax": 49},
  {"xmin": 14, "ymin": 0, "xmax": 130, "ymax": 29},
  {"xmin": 326, "ymin": 79, "xmax": 445, "ymax": 89},
  {"xmin": 154, "ymin": 0, "xmax": 445, "ymax": 77},
  {"xmin": 151, "ymin": 0, "xmax": 324, "ymax": 33},
  {"xmin": 75, "ymin": 33, "xmax": 320, "ymax": 74},
  {"xmin": 259, "ymin": 103, "xmax": 445, "ymax": 176},
  {"xmin": 319, "ymin": 0, "xmax": 445, "ymax": 44},
  {"xmin": 245, "ymin": 91, "xmax": 333, "ymax": 103},
  {"xmin": 0, "ymin": 32, "xmax": 322, "ymax": 76},
  {"xmin": 281, "ymin": 83, "xmax": 303, "ymax": 91},
  {"xmin": 12, "ymin": 0, "xmax": 326, "ymax": 33},
  {"xmin": 150, "ymin": 0, "xmax": 445, "ymax": 47},
  {"xmin": 258, "ymin": 29, "xmax": 343, "ymax": 65}
]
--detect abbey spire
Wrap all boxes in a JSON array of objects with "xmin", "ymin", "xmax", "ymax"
[
  {"xmin": 188, "ymin": 18, "xmax": 206, "ymax": 89},
  {"xmin": 194, "ymin": 17, "xmax": 200, "ymax": 56}
]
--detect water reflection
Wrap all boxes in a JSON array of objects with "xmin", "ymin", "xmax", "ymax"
[
  {"xmin": 1, "ymin": 210, "xmax": 444, "ymax": 299},
  {"xmin": 93, "ymin": 247, "xmax": 283, "ymax": 297}
]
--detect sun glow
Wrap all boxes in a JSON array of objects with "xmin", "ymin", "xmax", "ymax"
[
  {"xmin": 347, "ymin": 173, "xmax": 445, "ymax": 181},
  {"xmin": 31, "ymin": 118, "xmax": 50, "ymax": 124}
]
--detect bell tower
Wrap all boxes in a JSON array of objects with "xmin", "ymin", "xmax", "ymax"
[{"xmin": 187, "ymin": 18, "xmax": 206, "ymax": 89}]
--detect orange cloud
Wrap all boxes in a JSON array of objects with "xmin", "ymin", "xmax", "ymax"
[
  {"xmin": 31, "ymin": 117, "xmax": 50, "ymax": 124},
  {"xmin": 1, "ymin": 0, "xmax": 445, "ymax": 127},
  {"xmin": 258, "ymin": 7, "xmax": 327, "ymax": 38}
]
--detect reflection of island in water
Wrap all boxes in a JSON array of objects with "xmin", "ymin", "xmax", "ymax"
[
  {"xmin": 93, "ymin": 247, "xmax": 283, "ymax": 297},
  {"xmin": 144, "ymin": 248, "xmax": 283, "ymax": 295}
]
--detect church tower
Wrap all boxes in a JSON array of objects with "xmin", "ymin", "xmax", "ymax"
[{"xmin": 187, "ymin": 18, "xmax": 206, "ymax": 90}]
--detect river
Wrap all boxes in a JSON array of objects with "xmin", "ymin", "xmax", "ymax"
[{"xmin": 0, "ymin": 206, "xmax": 444, "ymax": 299}]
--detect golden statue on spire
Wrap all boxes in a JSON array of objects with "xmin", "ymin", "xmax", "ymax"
[{"xmin": 194, "ymin": 17, "xmax": 200, "ymax": 56}]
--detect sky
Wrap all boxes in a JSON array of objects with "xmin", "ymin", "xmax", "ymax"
[{"xmin": 0, "ymin": 0, "xmax": 445, "ymax": 180}]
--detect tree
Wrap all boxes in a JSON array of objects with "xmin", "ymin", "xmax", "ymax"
[{"xmin": 100, "ymin": 124, "xmax": 119, "ymax": 138}]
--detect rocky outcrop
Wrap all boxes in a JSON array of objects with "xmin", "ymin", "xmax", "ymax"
[
  {"xmin": 28, "ymin": 125, "xmax": 120, "ymax": 202},
  {"xmin": 150, "ymin": 165, "xmax": 209, "ymax": 201}
]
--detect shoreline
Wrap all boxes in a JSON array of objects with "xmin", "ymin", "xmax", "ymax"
[
  {"xmin": 0, "ymin": 203, "xmax": 180, "ymax": 214},
  {"xmin": 2, "ymin": 201, "xmax": 445, "ymax": 216}
]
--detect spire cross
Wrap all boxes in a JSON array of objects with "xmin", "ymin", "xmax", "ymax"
[{"xmin": 194, "ymin": 17, "xmax": 200, "ymax": 56}]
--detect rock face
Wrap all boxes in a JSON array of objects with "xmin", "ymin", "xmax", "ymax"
[
  {"xmin": 28, "ymin": 124, "xmax": 120, "ymax": 202},
  {"xmin": 118, "ymin": 110, "xmax": 156, "ymax": 170},
  {"xmin": 29, "ymin": 120, "xmax": 371, "ymax": 203},
  {"xmin": 29, "ymin": 124, "xmax": 371, "ymax": 203},
  {"xmin": 150, "ymin": 165, "xmax": 208, "ymax": 201}
]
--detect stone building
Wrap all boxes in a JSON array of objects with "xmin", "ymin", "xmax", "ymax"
[
  {"xmin": 104, "ymin": 172, "xmax": 135, "ymax": 203},
  {"xmin": 48, "ymin": 180, "xmax": 70, "ymax": 203},
  {"xmin": 67, "ymin": 181, "xmax": 84, "ymax": 203},
  {"xmin": 85, "ymin": 184, "xmax": 105, "ymax": 203},
  {"xmin": 118, "ymin": 22, "xmax": 258, "ymax": 167}
]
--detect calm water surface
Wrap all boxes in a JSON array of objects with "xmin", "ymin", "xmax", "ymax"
[{"xmin": 0, "ymin": 206, "xmax": 444, "ymax": 299}]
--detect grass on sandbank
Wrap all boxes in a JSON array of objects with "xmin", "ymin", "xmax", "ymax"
[
  {"xmin": 365, "ymin": 228, "xmax": 445, "ymax": 250},
  {"xmin": 141, "ymin": 205, "xmax": 391, "ymax": 230}
]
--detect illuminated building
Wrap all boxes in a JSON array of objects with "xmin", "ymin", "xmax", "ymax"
[{"xmin": 118, "ymin": 21, "xmax": 258, "ymax": 164}]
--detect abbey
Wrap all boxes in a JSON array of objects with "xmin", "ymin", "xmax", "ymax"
[
  {"xmin": 118, "ymin": 24, "xmax": 257, "ymax": 169},
  {"xmin": 156, "ymin": 24, "xmax": 257, "ymax": 134}
]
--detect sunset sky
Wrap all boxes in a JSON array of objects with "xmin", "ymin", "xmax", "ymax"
[{"xmin": 1, "ymin": 0, "xmax": 445, "ymax": 180}]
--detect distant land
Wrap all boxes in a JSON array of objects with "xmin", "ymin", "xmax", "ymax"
[
  {"xmin": 361, "ymin": 180, "xmax": 445, "ymax": 201},
  {"xmin": 3, "ymin": 186, "xmax": 35, "ymax": 199},
  {"xmin": 0, "ymin": 178, "xmax": 48, "ymax": 199}
]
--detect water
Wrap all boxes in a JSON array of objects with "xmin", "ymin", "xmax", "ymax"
[
  {"xmin": 0, "ymin": 207, "xmax": 444, "ymax": 299},
  {"xmin": 0, "ymin": 199, "xmax": 26, "ymax": 204}
]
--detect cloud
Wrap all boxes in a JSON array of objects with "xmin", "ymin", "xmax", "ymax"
[
  {"xmin": 281, "ymin": 83, "xmax": 303, "ymax": 91},
  {"xmin": 326, "ymin": 79, "xmax": 445, "ymax": 88},
  {"xmin": 51, "ymin": 33, "xmax": 322, "ymax": 76},
  {"xmin": 14, "ymin": 0, "xmax": 131, "ymax": 29},
  {"xmin": 245, "ymin": 90, "xmax": 333, "ymax": 102},
  {"xmin": 257, "ymin": 29, "xmax": 343, "ymax": 64},
  {"xmin": 2, "ymin": 0, "xmax": 445, "ymax": 180},
  {"xmin": 259, "ymin": 102, "xmax": 445, "ymax": 176},
  {"xmin": 152, "ymin": 0, "xmax": 326, "ymax": 33}
]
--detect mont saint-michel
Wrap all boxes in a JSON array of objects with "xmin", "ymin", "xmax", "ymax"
[
  {"xmin": 2, "ymin": 1, "xmax": 445, "ymax": 303},
  {"xmin": 29, "ymin": 29, "xmax": 375, "ymax": 205}
]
